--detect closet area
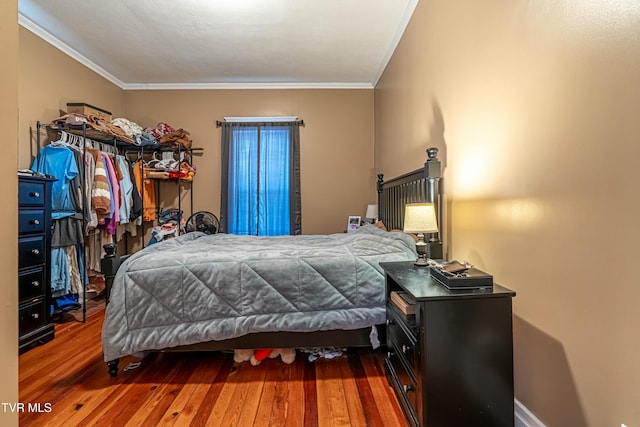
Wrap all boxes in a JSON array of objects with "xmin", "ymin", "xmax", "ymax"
[{"xmin": 21, "ymin": 110, "xmax": 197, "ymax": 350}]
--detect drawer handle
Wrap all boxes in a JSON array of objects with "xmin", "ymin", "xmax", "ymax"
[
  {"xmin": 31, "ymin": 249, "xmax": 40, "ymax": 255},
  {"xmin": 386, "ymin": 318, "xmax": 393, "ymax": 326},
  {"xmin": 403, "ymin": 384, "xmax": 413, "ymax": 393},
  {"xmin": 387, "ymin": 351, "xmax": 395, "ymax": 359},
  {"xmin": 31, "ymin": 313, "xmax": 39, "ymax": 319},
  {"xmin": 30, "ymin": 219, "xmax": 40, "ymax": 225},
  {"xmin": 402, "ymin": 344, "xmax": 412, "ymax": 354},
  {"xmin": 29, "ymin": 192, "xmax": 40, "ymax": 198},
  {"xmin": 31, "ymin": 281, "xmax": 40, "ymax": 287}
]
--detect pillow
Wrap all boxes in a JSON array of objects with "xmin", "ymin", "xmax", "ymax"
[
  {"xmin": 374, "ymin": 220, "xmax": 387, "ymax": 231},
  {"xmin": 390, "ymin": 229, "xmax": 419, "ymax": 242}
]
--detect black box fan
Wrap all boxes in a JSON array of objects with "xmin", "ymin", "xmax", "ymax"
[{"xmin": 184, "ymin": 211, "xmax": 220, "ymax": 235}]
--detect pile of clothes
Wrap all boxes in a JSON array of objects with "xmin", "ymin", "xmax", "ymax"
[
  {"xmin": 148, "ymin": 208, "xmax": 183, "ymax": 245},
  {"xmin": 145, "ymin": 122, "xmax": 192, "ymax": 150},
  {"xmin": 50, "ymin": 113, "xmax": 193, "ymax": 150},
  {"xmin": 51, "ymin": 113, "xmax": 138, "ymax": 145},
  {"xmin": 143, "ymin": 154, "xmax": 196, "ymax": 181}
]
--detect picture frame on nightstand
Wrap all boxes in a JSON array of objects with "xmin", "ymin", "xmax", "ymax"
[{"xmin": 347, "ymin": 216, "xmax": 360, "ymax": 232}]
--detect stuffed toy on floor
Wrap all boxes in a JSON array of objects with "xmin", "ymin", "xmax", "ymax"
[{"xmin": 233, "ymin": 348, "xmax": 296, "ymax": 366}]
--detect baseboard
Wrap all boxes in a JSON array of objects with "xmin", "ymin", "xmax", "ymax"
[{"xmin": 515, "ymin": 398, "xmax": 546, "ymax": 427}]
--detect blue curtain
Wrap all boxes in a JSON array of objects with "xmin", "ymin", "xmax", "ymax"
[
  {"xmin": 258, "ymin": 127, "xmax": 290, "ymax": 235},
  {"xmin": 222, "ymin": 122, "xmax": 300, "ymax": 236},
  {"xmin": 228, "ymin": 127, "xmax": 259, "ymax": 235}
]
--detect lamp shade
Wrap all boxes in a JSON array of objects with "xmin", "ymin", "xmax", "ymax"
[
  {"xmin": 365, "ymin": 204, "xmax": 378, "ymax": 219},
  {"xmin": 403, "ymin": 203, "xmax": 438, "ymax": 233}
]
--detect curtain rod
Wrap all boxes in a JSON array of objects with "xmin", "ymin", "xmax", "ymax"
[{"xmin": 216, "ymin": 119, "xmax": 304, "ymax": 127}]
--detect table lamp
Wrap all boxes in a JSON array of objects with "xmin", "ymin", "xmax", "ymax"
[
  {"xmin": 403, "ymin": 203, "xmax": 439, "ymax": 267},
  {"xmin": 365, "ymin": 204, "xmax": 378, "ymax": 222}
]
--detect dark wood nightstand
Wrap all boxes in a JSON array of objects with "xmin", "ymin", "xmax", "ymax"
[{"xmin": 380, "ymin": 261, "xmax": 516, "ymax": 427}]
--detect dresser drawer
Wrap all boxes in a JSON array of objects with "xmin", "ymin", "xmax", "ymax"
[
  {"xmin": 387, "ymin": 305, "xmax": 418, "ymax": 374},
  {"xmin": 19, "ymin": 209, "xmax": 46, "ymax": 235},
  {"xmin": 19, "ymin": 268, "xmax": 45, "ymax": 302},
  {"xmin": 19, "ymin": 236, "xmax": 45, "ymax": 268},
  {"xmin": 19, "ymin": 180, "xmax": 46, "ymax": 207},
  {"xmin": 19, "ymin": 299, "xmax": 48, "ymax": 337}
]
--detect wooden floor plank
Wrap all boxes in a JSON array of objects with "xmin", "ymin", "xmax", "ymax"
[
  {"xmin": 251, "ymin": 358, "xmax": 282, "ymax": 426},
  {"xmin": 229, "ymin": 361, "xmax": 268, "ymax": 427},
  {"xmin": 19, "ymin": 317, "xmax": 104, "ymax": 401},
  {"xmin": 347, "ymin": 349, "xmax": 387, "ymax": 427},
  {"xmin": 20, "ymin": 354, "xmax": 111, "ymax": 427},
  {"xmin": 340, "ymin": 353, "xmax": 369, "ymax": 427},
  {"xmin": 316, "ymin": 358, "xmax": 351, "ymax": 427},
  {"xmin": 87, "ymin": 354, "xmax": 179, "ymax": 426},
  {"xmin": 203, "ymin": 361, "xmax": 246, "ymax": 426},
  {"xmin": 18, "ymin": 308, "xmax": 407, "ymax": 427},
  {"xmin": 303, "ymin": 355, "xmax": 319, "ymax": 427},
  {"xmin": 123, "ymin": 354, "xmax": 200, "ymax": 427},
  {"xmin": 156, "ymin": 353, "xmax": 225, "ymax": 426},
  {"xmin": 361, "ymin": 349, "xmax": 408, "ymax": 427},
  {"xmin": 187, "ymin": 355, "xmax": 234, "ymax": 427},
  {"xmin": 283, "ymin": 358, "xmax": 306, "ymax": 427},
  {"xmin": 19, "ymin": 313, "xmax": 103, "ymax": 379},
  {"xmin": 69, "ymin": 355, "xmax": 158, "ymax": 427}
]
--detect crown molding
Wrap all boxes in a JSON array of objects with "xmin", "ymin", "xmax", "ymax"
[
  {"xmin": 122, "ymin": 82, "xmax": 373, "ymax": 90},
  {"xmin": 18, "ymin": 13, "xmax": 127, "ymax": 89}
]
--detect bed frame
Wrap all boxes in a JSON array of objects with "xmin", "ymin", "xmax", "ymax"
[{"xmin": 101, "ymin": 147, "xmax": 442, "ymax": 377}]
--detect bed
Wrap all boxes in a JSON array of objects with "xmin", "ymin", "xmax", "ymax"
[{"xmin": 101, "ymin": 147, "xmax": 443, "ymax": 377}]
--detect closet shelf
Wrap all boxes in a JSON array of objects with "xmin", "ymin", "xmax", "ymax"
[
  {"xmin": 47, "ymin": 121, "xmax": 204, "ymax": 155},
  {"xmin": 47, "ymin": 122, "xmax": 134, "ymax": 146},
  {"xmin": 144, "ymin": 176, "xmax": 194, "ymax": 182},
  {"xmin": 148, "ymin": 178, "xmax": 194, "ymax": 182}
]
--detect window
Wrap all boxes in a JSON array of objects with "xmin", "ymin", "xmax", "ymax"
[{"xmin": 220, "ymin": 120, "xmax": 302, "ymax": 235}]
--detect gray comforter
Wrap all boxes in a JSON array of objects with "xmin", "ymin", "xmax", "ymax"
[{"xmin": 102, "ymin": 225, "xmax": 417, "ymax": 361}]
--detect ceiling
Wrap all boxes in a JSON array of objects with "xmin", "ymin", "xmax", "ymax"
[{"xmin": 18, "ymin": 0, "xmax": 418, "ymax": 90}]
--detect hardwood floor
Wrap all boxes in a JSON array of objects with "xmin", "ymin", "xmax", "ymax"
[{"xmin": 19, "ymin": 307, "xmax": 407, "ymax": 426}]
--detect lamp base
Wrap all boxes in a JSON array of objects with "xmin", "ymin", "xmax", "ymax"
[
  {"xmin": 414, "ymin": 233, "xmax": 430, "ymax": 267},
  {"xmin": 414, "ymin": 256, "xmax": 430, "ymax": 267}
]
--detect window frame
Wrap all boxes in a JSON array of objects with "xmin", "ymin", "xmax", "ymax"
[{"xmin": 219, "ymin": 120, "xmax": 302, "ymax": 235}]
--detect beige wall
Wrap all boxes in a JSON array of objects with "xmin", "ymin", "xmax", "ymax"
[
  {"xmin": 1, "ymin": 0, "xmax": 19, "ymax": 425},
  {"xmin": 18, "ymin": 28, "xmax": 125, "ymax": 169},
  {"xmin": 375, "ymin": 0, "xmax": 640, "ymax": 426},
  {"xmin": 124, "ymin": 89, "xmax": 375, "ymax": 235}
]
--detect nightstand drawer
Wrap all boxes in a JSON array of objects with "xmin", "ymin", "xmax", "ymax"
[
  {"xmin": 19, "ymin": 209, "xmax": 46, "ymax": 234},
  {"xmin": 387, "ymin": 305, "xmax": 417, "ymax": 373},
  {"xmin": 19, "ymin": 268, "xmax": 45, "ymax": 302},
  {"xmin": 386, "ymin": 349, "xmax": 419, "ymax": 423},
  {"xmin": 19, "ymin": 299, "xmax": 48, "ymax": 336},
  {"xmin": 19, "ymin": 180, "xmax": 46, "ymax": 207},
  {"xmin": 19, "ymin": 236, "xmax": 45, "ymax": 268}
]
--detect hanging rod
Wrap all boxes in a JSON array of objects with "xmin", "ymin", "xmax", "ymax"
[{"xmin": 216, "ymin": 119, "xmax": 304, "ymax": 127}]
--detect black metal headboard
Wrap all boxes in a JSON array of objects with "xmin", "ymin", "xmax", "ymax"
[{"xmin": 377, "ymin": 147, "xmax": 443, "ymax": 258}]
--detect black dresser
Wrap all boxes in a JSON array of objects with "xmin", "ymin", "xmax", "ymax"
[
  {"xmin": 18, "ymin": 175, "xmax": 55, "ymax": 352},
  {"xmin": 380, "ymin": 261, "xmax": 516, "ymax": 427}
]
